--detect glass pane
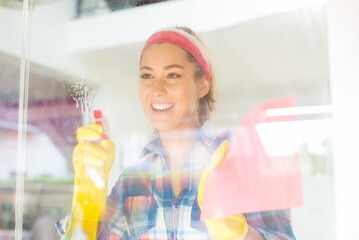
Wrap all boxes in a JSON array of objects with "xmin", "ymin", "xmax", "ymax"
[
  {"xmin": 3, "ymin": 0, "xmax": 339, "ymax": 239},
  {"xmin": 25, "ymin": 8, "xmax": 82, "ymax": 240},
  {"xmin": 0, "ymin": 3, "xmax": 24, "ymax": 239}
]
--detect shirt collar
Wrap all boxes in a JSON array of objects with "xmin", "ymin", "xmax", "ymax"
[
  {"xmin": 142, "ymin": 121, "xmax": 220, "ymax": 157},
  {"xmin": 197, "ymin": 120, "xmax": 220, "ymax": 148}
]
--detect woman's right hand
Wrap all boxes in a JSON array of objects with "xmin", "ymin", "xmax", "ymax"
[
  {"xmin": 66, "ymin": 123, "xmax": 115, "ymax": 239},
  {"xmin": 73, "ymin": 123, "xmax": 115, "ymax": 185},
  {"xmin": 70, "ymin": 122, "xmax": 116, "ymax": 227}
]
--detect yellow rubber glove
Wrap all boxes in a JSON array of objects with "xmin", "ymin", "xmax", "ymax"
[
  {"xmin": 66, "ymin": 123, "xmax": 115, "ymax": 240},
  {"xmin": 198, "ymin": 140, "xmax": 248, "ymax": 240},
  {"xmin": 73, "ymin": 123, "xmax": 115, "ymax": 189}
]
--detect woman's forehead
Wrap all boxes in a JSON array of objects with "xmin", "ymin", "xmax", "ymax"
[{"xmin": 141, "ymin": 43, "xmax": 189, "ymax": 65}]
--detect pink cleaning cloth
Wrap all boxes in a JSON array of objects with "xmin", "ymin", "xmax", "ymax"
[{"xmin": 201, "ymin": 96, "xmax": 303, "ymax": 220}]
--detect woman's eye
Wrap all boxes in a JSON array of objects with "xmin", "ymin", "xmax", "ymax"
[
  {"xmin": 168, "ymin": 73, "xmax": 181, "ymax": 79},
  {"xmin": 140, "ymin": 73, "xmax": 153, "ymax": 79}
]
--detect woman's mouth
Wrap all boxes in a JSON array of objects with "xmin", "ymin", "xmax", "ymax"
[{"xmin": 152, "ymin": 103, "xmax": 174, "ymax": 111}]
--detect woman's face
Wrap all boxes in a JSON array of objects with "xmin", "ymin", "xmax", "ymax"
[{"xmin": 139, "ymin": 43, "xmax": 209, "ymax": 133}]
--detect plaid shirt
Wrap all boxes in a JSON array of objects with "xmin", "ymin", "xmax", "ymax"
[{"xmin": 58, "ymin": 121, "xmax": 295, "ymax": 240}]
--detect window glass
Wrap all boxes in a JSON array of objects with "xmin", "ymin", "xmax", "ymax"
[{"xmin": 1, "ymin": 1, "xmax": 336, "ymax": 239}]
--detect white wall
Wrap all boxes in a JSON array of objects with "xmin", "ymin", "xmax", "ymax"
[
  {"xmin": 67, "ymin": 0, "xmax": 326, "ymax": 52},
  {"xmin": 327, "ymin": 0, "xmax": 359, "ymax": 239},
  {"xmin": 0, "ymin": 0, "xmax": 82, "ymax": 74},
  {"xmin": 0, "ymin": 7, "xmax": 23, "ymax": 57}
]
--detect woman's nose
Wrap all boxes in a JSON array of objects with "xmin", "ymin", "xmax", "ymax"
[{"xmin": 152, "ymin": 79, "xmax": 167, "ymax": 97}]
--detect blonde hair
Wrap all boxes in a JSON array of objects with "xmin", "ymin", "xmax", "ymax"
[{"xmin": 175, "ymin": 26, "xmax": 216, "ymax": 125}]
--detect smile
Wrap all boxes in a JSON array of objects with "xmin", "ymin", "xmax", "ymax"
[{"xmin": 152, "ymin": 103, "xmax": 174, "ymax": 111}]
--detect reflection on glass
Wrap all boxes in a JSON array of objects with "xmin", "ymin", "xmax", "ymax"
[{"xmin": 0, "ymin": 1, "xmax": 335, "ymax": 239}]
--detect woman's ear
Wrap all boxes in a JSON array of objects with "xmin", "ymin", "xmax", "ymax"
[{"xmin": 197, "ymin": 75, "xmax": 210, "ymax": 98}]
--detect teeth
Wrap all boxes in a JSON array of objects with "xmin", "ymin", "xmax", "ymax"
[{"xmin": 152, "ymin": 103, "xmax": 173, "ymax": 110}]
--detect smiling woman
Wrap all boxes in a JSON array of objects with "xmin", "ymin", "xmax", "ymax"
[
  {"xmin": 139, "ymin": 43, "xmax": 209, "ymax": 133},
  {"xmin": 57, "ymin": 27, "xmax": 296, "ymax": 240},
  {"xmin": 139, "ymin": 27, "xmax": 215, "ymax": 131}
]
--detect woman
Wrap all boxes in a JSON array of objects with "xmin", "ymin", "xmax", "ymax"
[{"xmin": 58, "ymin": 27, "xmax": 296, "ymax": 240}]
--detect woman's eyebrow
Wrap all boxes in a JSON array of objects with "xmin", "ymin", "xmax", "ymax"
[
  {"xmin": 140, "ymin": 66, "xmax": 153, "ymax": 70},
  {"xmin": 164, "ymin": 64, "xmax": 184, "ymax": 70}
]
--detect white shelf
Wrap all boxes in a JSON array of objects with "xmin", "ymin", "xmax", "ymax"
[{"xmin": 67, "ymin": 0, "xmax": 326, "ymax": 52}]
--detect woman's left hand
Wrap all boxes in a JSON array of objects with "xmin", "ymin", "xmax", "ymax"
[{"xmin": 197, "ymin": 140, "xmax": 248, "ymax": 240}]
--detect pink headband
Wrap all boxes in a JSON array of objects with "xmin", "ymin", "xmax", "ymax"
[{"xmin": 140, "ymin": 29, "xmax": 212, "ymax": 81}]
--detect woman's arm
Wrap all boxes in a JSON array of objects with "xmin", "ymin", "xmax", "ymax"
[
  {"xmin": 245, "ymin": 210, "xmax": 296, "ymax": 240},
  {"xmin": 245, "ymin": 225, "xmax": 265, "ymax": 240},
  {"xmin": 56, "ymin": 123, "xmax": 117, "ymax": 239}
]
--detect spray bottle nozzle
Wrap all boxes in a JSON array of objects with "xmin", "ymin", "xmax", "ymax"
[{"xmin": 94, "ymin": 110, "xmax": 103, "ymax": 126}]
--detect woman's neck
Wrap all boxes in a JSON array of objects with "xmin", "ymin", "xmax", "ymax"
[{"xmin": 159, "ymin": 126, "xmax": 199, "ymax": 172}]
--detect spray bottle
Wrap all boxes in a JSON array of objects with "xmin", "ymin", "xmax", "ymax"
[{"xmin": 65, "ymin": 110, "xmax": 107, "ymax": 240}]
